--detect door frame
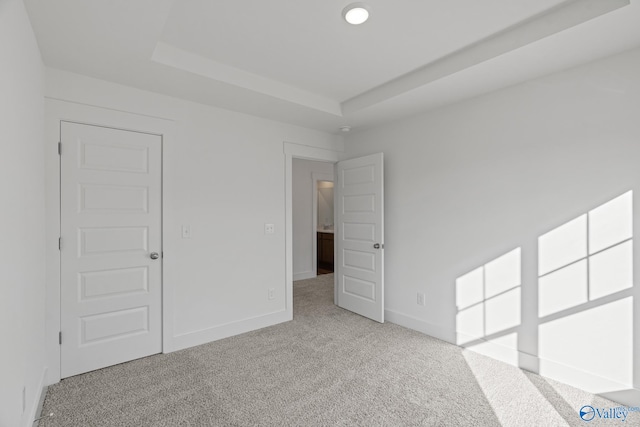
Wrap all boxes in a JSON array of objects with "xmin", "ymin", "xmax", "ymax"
[
  {"xmin": 284, "ymin": 142, "xmax": 341, "ymax": 315},
  {"xmin": 45, "ymin": 99, "xmax": 176, "ymax": 384},
  {"xmin": 312, "ymin": 172, "xmax": 334, "ymax": 277}
]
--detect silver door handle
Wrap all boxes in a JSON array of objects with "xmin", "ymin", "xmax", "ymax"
[
  {"xmin": 150, "ymin": 252, "xmax": 160, "ymax": 260},
  {"xmin": 373, "ymin": 243, "xmax": 380, "ymax": 249}
]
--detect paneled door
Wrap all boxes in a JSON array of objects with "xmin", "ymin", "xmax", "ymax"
[
  {"xmin": 60, "ymin": 122, "xmax": 162, "ymax": 378},
  {"xmin": 336, "ymin": 153, "xmax": 384, "ymax": 323}
]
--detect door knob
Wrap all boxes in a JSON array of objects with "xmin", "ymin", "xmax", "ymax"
[
  {"xmin": 150, "ymin": 252, "xmax": 160, "ymax": 260},
  {"xmin": 373, "ymin": 243, "xmax": 380, "ymax": 249}
]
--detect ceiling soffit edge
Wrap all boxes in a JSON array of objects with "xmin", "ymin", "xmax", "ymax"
[{"xmin": 341, "ymin": 0, "xmax": 630, "ymax": 114}]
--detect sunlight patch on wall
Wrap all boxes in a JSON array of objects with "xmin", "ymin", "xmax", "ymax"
[
  {"xmin": 539, "ymin": 297, "xmax": 633, "ymax": 392},
  {"xmin": 539, "ymin": 215, "xmax": 587, "ymax": 277},
  {"xmin": 456, "ymin": 191, "xmax": 635, "ymax": 396},
  {"xmin": 589, "ymin": 191, "xmax": 633, "ymax": 254},
  {"xmin": 589, "ymin": 240, "xmax": 633, "ymax": 300},
  {"xmin": 456, "ymin": 248, "xmax": 521, "ymax": 346},
  {"xmin": 539, "ymin": 260, "xmax": 587, "ymax": 318},
  {"xmin": 537, "ymin": 191, "xmax": 634, "ymax": 392},
  {"xmin": 538, "ymin": 191, "xmax": 633, "ymax": 317}
]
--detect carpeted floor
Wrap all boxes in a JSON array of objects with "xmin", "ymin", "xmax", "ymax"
[{"xmin": 39, "ymin": 274, "xmax": 625, "ymax": 426}]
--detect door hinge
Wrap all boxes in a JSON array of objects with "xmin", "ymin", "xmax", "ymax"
[
  {"xmin": 58, "ymin": 142, "xmax": 61, "ymax": 155},
  {"xmin": 59, "ymin": 332, "xmax": 62, "ymax": 345},
  {"xmin": 58, "ymin": 237, "xmax": 62, "ymax": 250}
]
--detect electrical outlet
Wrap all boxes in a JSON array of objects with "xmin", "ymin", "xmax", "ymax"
[
  {"xmin": 268, "ymin": 288, "xmax": 275, "ymax": 300},
  {"xmin": 417, "ymin": 292, "xmax": 425, "ymax": 306},
  {"xmin": 264, "ymin": 223, "xmax": 275, "ymax": 234}
]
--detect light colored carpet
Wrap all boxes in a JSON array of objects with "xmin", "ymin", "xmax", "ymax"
[{"xmin": 39, "ymin": 274, "xmax": 625, "ymax": 426}]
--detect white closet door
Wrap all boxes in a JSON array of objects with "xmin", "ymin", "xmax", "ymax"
[{"xmin": 60, "ymin": 121, "xmax": 162, "ymax": 378}]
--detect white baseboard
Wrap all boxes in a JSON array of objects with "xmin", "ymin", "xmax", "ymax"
[
  {"xmin": 293, "ymin": 271, "xmax": 315, "ymax": 281},
  {"xmin": 24, "ymin": 367, "xmax": 48, "ymax": 427},
  {"xmin": 171, "ymin": 309, "xmax": 291, "ymax": 352},
  {"xmin": 385, "ymin": 309, "xmax": 640, "ymax": 407},
  {"xmin": 385, "ymin": 309, "xmax": 453, "ymax": 343}
]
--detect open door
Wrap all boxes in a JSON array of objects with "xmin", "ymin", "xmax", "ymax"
[{"xmin": 336, "ymin": 153, "xmax": 384, "ymax": 323}]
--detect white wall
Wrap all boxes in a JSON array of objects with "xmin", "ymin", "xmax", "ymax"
[
  {"xmin": 0, "ymin": 1, "xmax": 47, "ymax": 426},
  {"xmin": 44, "ymin": 69, "xmax": 342, "ymax": 377},
  {"xmin": 344, "ymin": 47, "xmax": 640, "ymax": 405},
  {"xmin": 292, "ymin": 159, "xmax": 334, "ymax": 280}
]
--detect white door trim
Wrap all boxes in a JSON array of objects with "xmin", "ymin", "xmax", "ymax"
[
  {"xmin": 312, "ymin": 172, "xmax": 334, "ymax": 278},
  {"xmin": 45, "ymin": 98, "xmax": 176, "ymax": 384},
  {"xmin": 284, "ymin": 142, "xmax": 341, "ymax": 316}
]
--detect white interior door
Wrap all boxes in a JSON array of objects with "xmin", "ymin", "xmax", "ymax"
[
  {"xmin": 336, "ymin": 153, "xmax": 384, "ymax": 323},
  {"xmin": 60, "ymin": 122, "xmax": 162, "ymax": 378}
]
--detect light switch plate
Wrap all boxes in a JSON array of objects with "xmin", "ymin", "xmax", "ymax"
[{"xmin": 182, "ymin": 225, "xmax": 191, "ymax": 239}]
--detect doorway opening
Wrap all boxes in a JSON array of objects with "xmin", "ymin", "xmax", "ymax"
[
  {"xmin": 284, "ymin": 143, "xmax": 340, "ymax": 321},
  {"xmin": 285, "ymin": 142, "xmax": 385, "ymax": 324},
  {"xmin": 292, "ymin": 159, "xmax": 335, "ymax": 282},
  {"xmin": 316, "ymin": 180, "xmax": 335, "ymax": 275}
]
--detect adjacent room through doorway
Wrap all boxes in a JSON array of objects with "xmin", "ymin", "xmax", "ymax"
[
  {"xmin": 292, "ymin": 159, "xmax": 335, "ymax": 282},
  {"xmin": 316, "ymin": 180, "xmax": 334, "ymax": 275}
]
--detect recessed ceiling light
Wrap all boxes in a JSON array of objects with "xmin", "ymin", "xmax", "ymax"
[
  {"xmin": 342, "ymin": 3, "xmax": 370, "ymax": 25},
  {"xmin": 340, "ymin": 126, "xmax": 352, "ymax": 132}
]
